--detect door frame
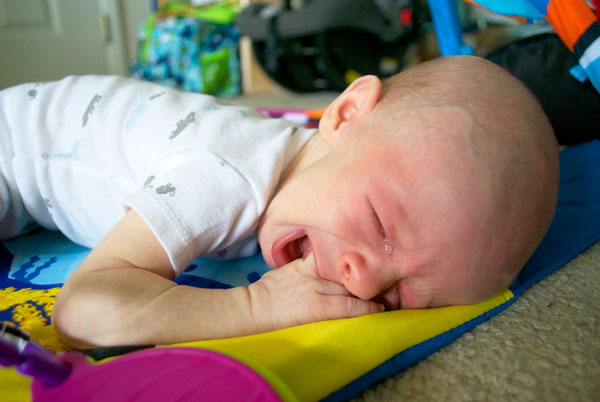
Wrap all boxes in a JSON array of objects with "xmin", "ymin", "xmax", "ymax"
[{"xmin": 100, "ymin": 0, "xmax": 129, "ymax": 75}]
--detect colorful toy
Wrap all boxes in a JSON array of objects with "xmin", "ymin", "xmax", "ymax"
[
  {"xmin": 131, "ymin": 2, "xmax": 242, "ymax": 96},
  {"xmin": 428, "ymin": 0, "xmax": 600, "ymax": 94},
  {"xmin": 1, "ymin": 323, "xmax": 284, "ymax": 401},
  {"xmin": 257, "ymin": 108, "xmax": 324, "ymax": 128},
  {"xmin": 1, "ymin": 323, "xmax": 70, "ymax": 387}
]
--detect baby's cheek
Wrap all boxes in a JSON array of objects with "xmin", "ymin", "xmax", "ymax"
[{"xmin": 398, "ymin": 279, "xmax": 429, "ymax": 309}]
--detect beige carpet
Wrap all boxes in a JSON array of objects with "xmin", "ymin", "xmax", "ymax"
[{"xmin": 353, "ymin": 240, "xmax": 600, "ymax": 402}]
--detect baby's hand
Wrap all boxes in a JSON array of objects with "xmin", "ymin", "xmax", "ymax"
[{"xmin": 247, "ymin": 253, "xmax": 384, "ymax": 332}]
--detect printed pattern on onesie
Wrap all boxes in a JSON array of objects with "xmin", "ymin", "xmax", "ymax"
[{"xmin": 1, "ymin": 76, "xmax": 314, "ymax": 275}]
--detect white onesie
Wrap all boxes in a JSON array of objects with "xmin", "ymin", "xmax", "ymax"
[{"xmin": 0, "ymin": 76, "xmax": 315, "ymax": 276}]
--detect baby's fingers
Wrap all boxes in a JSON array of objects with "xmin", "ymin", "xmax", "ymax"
[
  {"xmin": 315, "ymin": 277, "xmax": 353, "ymax": 296},
  {"xmin": 322, "ymin": 295, "xmax": 385, "ymax": 320},
  {"xmin": 294, "ymin": 252, "xmax": 317, "ymax": 276}
]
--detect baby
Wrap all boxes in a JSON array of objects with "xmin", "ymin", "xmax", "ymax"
[{"xmin": 0, "ymin": 56, "xmax": 559, "ymax": 348}]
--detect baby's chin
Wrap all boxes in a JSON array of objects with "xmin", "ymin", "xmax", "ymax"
[{"xmin": 434, "ymin": 280, "xmax": 504, "ymax": 308}]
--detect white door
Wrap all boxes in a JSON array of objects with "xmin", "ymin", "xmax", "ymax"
[{"xmin": 0, "ymin": 0, "xmax": 127, "ymax": 89}]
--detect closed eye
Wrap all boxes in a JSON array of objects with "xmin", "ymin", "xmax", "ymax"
[{"xmin": 371, "ymin": 205, "xmax": 386, "ymax": 240}]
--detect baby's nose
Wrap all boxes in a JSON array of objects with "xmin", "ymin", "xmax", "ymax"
[{"xmin": 340, "ymin": 251, "xmax": 386, "ymax": 300}]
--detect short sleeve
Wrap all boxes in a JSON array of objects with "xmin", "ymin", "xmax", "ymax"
[{"xmin": 124, "ymin": 151, "xmax": 259, "ymax": 276}]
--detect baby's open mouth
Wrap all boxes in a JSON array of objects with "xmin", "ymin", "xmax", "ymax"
[{"xmin": 271, "ymin": 229, "xmax": 312, "ymax": 268}]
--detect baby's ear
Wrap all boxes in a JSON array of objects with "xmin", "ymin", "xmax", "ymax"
[{"xmin": 319, "ymin": 75, "xmax": 381, "ymax": 144}]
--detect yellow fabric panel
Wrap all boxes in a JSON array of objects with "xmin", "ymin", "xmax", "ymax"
[
  {"xmin": 0, "ymin": 287, "xmax": 69, "ymax": 353},
  {"xmin": 177, "ymin": 289, "xmax": 514, "ymax": 401},
  {"xmin": 0, "ymin": 287, "xmax": 60, "ymax": 328},
  {"xmin": 0, "ymin": 287, "xmax": 66, "ymax": 401},
  {"xmin": 0, "ymin": 369, "xmax": 32, "ymax": 402},
  {"xmin": 0, "ymin": 287, "xmax": 512, "ymax": 401}
]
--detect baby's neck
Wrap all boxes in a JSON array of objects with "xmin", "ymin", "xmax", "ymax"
[{"xmin": 279, "ymin": 131, "xmax": 329, "ymax": 188}]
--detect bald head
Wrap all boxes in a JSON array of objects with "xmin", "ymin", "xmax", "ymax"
[{"xmin": 375, "ymin": 56, "xmax": 559, "ymax": 299}]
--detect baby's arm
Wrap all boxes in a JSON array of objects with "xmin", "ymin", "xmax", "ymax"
[{"xmin": 52, "ymin": 210, "xmax": 383, "ymax": 348}]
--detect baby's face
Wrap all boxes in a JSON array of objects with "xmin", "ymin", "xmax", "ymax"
[{"xmin": 259, "ymin": 109, "xmax": 502, "ymax": 309}]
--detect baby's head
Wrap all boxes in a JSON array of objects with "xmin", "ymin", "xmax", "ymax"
[{"xmin": 258, "ymin": 56, "xmax": 559, "ymax": 309}]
